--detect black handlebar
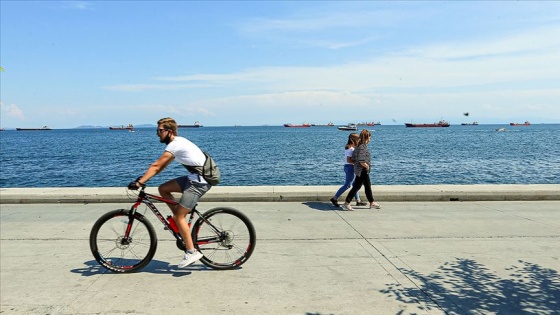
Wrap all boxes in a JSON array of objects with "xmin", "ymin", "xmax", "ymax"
[{"xmin": 127, "ymin": 176, "xmax": 146, "ymax": 190}]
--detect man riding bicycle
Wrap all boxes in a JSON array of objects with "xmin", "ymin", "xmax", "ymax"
[{"xmin": 129, "ymin": 117, "xmax": 211, "ymax": 268}]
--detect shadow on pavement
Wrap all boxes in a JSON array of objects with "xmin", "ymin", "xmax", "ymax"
[
  {"xmin": 302, "ymin": 202, "xmax": 338, "ymax": 211},
  {"xmin": 380, "ymin": 258, "xmax": 560, "ymax": 314},
  {"xmin": 71, "ymin": 260, "xmax": 216, "ymax": 277}
]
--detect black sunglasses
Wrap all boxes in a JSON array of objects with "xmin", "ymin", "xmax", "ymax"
[{"xmin": 157, "ymin": 128, "xmax": 169, "ymax": 135}]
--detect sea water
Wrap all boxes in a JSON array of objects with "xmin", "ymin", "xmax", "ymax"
[{"xmin": 1, "ymin": 124, "xmax": 559, "ymax": 188}]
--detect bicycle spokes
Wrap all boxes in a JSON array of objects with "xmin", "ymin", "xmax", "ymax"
[
  {"xmin": 192, "ymin": 208, "xmax": 256, "ymax": 270},
  {"xmin": 90, "ymin": 210, "xmax": 157, "ymax": 273}
]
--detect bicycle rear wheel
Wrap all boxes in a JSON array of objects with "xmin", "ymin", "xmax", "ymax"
[
  {"xmin": 192, "ymin": 207, "xmax": 256, "ymax": 270},
  {"xmin": 89, "ymin": 209, "xmax": 157, "ymax": 273}
]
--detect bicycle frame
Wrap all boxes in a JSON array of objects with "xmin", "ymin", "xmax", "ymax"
[{"xmin": 125, "ymin": 187, "xmax": 221, "ymax": 247}]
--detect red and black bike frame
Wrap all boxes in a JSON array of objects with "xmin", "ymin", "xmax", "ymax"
[{"xmin": 123, "ymin": 188, "xmax": 222, "ymax": 246}]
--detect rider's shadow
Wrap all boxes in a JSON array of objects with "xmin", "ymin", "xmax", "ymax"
[
  {"xmin": 71, "ymin": 260, "xmax": 214, "ymax": 277},
  {"xmin": 302, "ymin": 202, "xmax": 338, "ymax": 211}
]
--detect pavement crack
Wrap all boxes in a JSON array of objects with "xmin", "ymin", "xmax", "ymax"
[{"xmin": 478, "ymin": 202, "xmax": 560, "ymax": 230}]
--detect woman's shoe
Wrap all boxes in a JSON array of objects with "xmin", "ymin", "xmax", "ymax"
[
  {"xmin": 341, "ymin": 203, "xmax": 354, "ymax": 211},
  {"xmin": 330, "ymin": 198, "xmax": 340, "ymax": 207},
  {"xmin": 369, "ymin": 202, "xmax": 381, "ymax": 209},
  {"xmin": 355, "ymin": 201, "xmax": 367, "ymax": 206}
]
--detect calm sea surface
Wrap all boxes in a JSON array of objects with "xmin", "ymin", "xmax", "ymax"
[{"xmin": 1, "ymin": 124, "xmax": 559, "ymax": 188}]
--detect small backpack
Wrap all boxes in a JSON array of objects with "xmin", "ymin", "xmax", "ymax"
[{"xmin": 184, "ymin": 151, "xmax": 221, "ymax": 186}]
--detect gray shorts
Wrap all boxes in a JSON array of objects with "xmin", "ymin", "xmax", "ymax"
[{"xmin": 175, "ymin": 176, "xmax": 211, "ymax": 210}]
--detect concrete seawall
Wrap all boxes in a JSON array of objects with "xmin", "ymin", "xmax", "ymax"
[{"xmin": 1, "ymin": 184, "xmax": 559, "ymax": 204}]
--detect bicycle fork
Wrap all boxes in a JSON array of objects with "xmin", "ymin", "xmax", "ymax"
[{"xmin": 119, "ymin": 201, "xmax": 142, "ymax": 246}]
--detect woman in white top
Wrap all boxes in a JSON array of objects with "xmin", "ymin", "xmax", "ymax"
[{"xmin": 330, "ymin": 133, "xmax": 366, "ymax": 207}]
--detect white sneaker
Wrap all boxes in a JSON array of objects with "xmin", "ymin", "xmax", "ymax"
[{"xmin": 177, "ymin": 251, "xmax": 203, "ymax": 268}]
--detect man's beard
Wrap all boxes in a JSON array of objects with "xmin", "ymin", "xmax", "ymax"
[{"xmin": 160, "ymin": 134, "xmax": 171, "ymax": 144}]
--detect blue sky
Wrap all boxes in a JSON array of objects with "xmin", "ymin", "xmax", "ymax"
[{"xmin": 1, "ymin": 1, "xmax": 559, "ymax": 128}]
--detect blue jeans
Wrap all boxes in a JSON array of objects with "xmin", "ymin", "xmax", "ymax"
[{"xmin": 334, "ymin": 164, "xmax": 360, "ymax": 200}]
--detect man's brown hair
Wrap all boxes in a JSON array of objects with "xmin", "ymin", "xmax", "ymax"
[{"xmin": 157, "ymin": 117, "xmax": 178, "ymax": 135}]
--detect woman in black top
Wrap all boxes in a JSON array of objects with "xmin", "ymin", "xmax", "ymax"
[{"xmin": 342, "ymin": 129, "xmax": 382, "ymax": 211}]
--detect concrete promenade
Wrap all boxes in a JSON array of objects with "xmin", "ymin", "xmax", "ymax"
[
  {"xmin": 1, "ymin": 184, "xmax": 559, "ymax": 203},
  {"xmin": 1, "ymin": 185, "xmax": 559, "ymax": 314}
]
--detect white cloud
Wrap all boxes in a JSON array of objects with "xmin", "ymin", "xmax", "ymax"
[
  {"xmin": 0, "ymin": 101, "xmax": 25, "ymax": 120},
  {"xmin": 103, "ymin": 83, "xmax": 212, "ymax": 92},
  {"xmin": 63, "ymin": 1, "xmax": 93, "ymax": 10},
  {"xmin": 300, "ymin": 35, "xmax": 381, "ymax": 50},
  {"xmin": 196, "ymin": 90, "xmax": 372, "ymax": 109},
  {"xmin": 108, "ymin": 23, "xmax": 559, "ymax": 95},
  {"xmin": 234, "ymin": 7, "xmax": 419, "ymax": 52},
  {"xmin": 99, "ymin": 20, "xmax": 559, "ymax": 124},
  {"xmin": 237, "ymin": 8, "xmax": 416, "ymax": 34},
  {"xmin": 406, "ymin": 25, "xmax": 560, "ymax": 59}
]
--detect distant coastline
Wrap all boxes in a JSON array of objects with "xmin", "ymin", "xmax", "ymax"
[
  {"xmin": 0, "ymin": 123, "xmax": 558, "ymax": 130},
  {"xmin": 75, "ymin": 124, "xmax": 157, "ymax": 129}
]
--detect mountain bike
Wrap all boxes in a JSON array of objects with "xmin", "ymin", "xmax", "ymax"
[{"xmin": 89, "ymin": 185, "xmax": 256, "ymax": 273}]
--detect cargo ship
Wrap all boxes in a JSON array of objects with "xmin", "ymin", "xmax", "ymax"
[
  {"xmin": 509, "ymin": 121, "xmax": 530, "ymax": 126},
  {"xmin": 16, "ymin": 126, "xmax": 52, "ymax": 131},
  {"xmin": 109, "ymin": 124, "xmax": 134, "ymax": 130},
  {"xmin": 284, "ymin": 123, "xmax": 311, "ymax": 128},
  {"xmin": 178, "ymin": 121, "xmax": 203, "ymax": 128},
  {"xmin": 405, "ymin": 120, "xmax": 450, "ymax": 128}
]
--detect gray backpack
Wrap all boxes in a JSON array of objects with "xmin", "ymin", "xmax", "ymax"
[{"xmin": 184, "ymin": 151, "xmax": 221, "ymax": 186}]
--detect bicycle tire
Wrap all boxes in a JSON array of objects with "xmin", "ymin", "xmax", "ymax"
[
  {"xmin": 89, "ymin": 209, "xmax": 157, "ymax": 273},
  {"xmin": 192, "ymin": 207, "xmax": 256, "ymax": 270}
]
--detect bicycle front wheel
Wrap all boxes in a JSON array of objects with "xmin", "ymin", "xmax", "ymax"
[
  {"xmin": 192, "ymin": 207, "xmax": 256, "ymax": 270},
  {"xmin": 89, "ymin": 209, "xmax": 157, "ymax": 273}
]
